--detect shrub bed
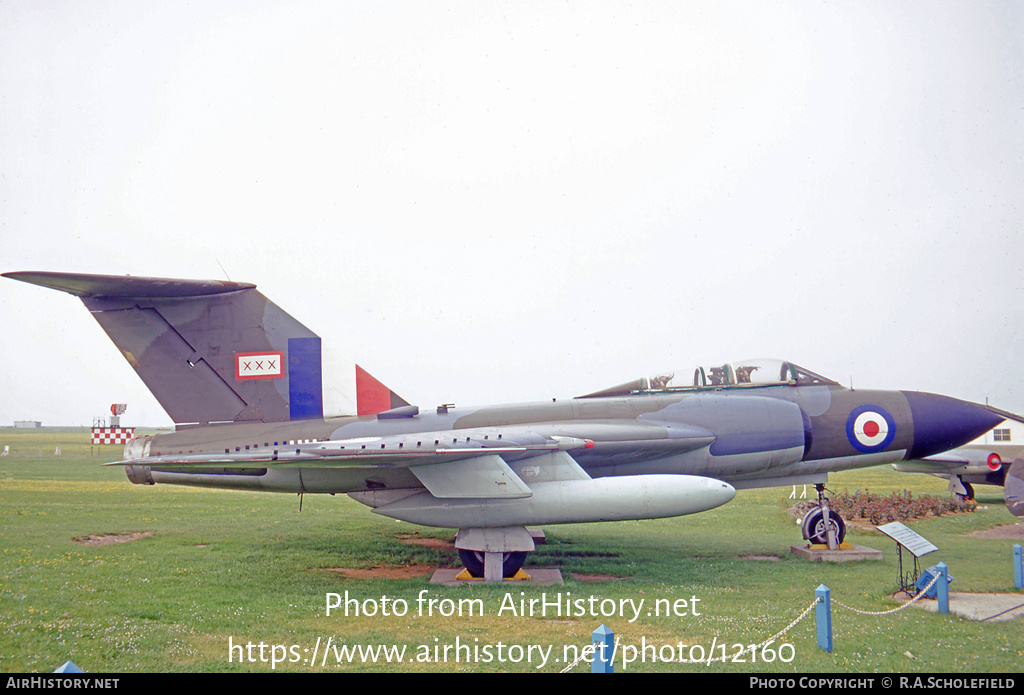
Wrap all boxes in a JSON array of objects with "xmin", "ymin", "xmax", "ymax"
[{"xmin": 828, "ymin": 489, "xmax": 974, "ymax": 525}]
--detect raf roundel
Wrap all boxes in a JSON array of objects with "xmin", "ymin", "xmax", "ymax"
[{"xmin": 846, "ymin": 405, "xmax": 896, "ymax": 453}]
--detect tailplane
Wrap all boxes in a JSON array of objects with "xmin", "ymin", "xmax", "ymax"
[{"xmin": 3, "ymin": 271, "xmax": 323, "ymax": 425}]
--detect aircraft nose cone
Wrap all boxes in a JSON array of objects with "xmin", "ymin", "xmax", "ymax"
[{"xmin": 902, "ymin": 391, "xmax": 1006, "ymax": 460}]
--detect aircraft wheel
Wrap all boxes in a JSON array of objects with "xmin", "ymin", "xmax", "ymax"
[
  {"xmin": 803, "ymin": 509, "xmax": 847, "ymax": 546},
  {"xmin": 955, "ymin": 482, "xmax": 975, "ymax": 503},
  {"xmin": 458, "ymin": 549, "xmax": 527, "ymax": 579}
]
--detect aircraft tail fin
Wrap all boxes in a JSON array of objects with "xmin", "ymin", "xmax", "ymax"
[
  {"xmin": 3, "ymin": 271, "xmax": 324, "ymax": 426},
  {"xmin": 1006, "ymin": 459, "xmax": 1024, "ymax": 517}
]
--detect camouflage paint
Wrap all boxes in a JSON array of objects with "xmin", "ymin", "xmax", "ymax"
[{"xmin": 3, "ymin": 271, "xmax": 1012, "ymax": 529}]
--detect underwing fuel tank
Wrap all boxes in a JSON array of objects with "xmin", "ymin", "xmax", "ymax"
[{"xmin": 352, "ymin": 474, "xmax": 736, "ymax": 528}]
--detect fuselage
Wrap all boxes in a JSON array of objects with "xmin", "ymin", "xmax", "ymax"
[{"xmin": 125, "ymin": 381, "xmax": 1004, "ymax": 497}]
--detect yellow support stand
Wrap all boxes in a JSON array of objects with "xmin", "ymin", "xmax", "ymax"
[
  {"xmin": 809, "ymin": 542, "xmax": 855, "ymax": 550},
  {"xmin": 454, "ymin": 568, "xmax": 532, "ymax": 581}
]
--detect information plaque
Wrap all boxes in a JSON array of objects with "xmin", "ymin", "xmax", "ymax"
[
  {"xmin": 876, "ymin": 521, "xmax": 938, "ymax": 594},
  {"xmin": 876, "ymin": 522, "xmax": 938, "ymax": 557}
]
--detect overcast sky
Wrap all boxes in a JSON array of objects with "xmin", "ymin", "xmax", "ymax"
[{"xmin": 1, "ymin": 1, "xmax": 1022, "ymax": 428}]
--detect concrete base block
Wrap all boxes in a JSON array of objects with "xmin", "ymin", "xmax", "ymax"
[{"xmin": 790, "ymin": 543, "xmax": 883, "ymax": 562}]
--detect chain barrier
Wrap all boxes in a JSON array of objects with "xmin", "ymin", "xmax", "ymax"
[
  {"xmin": 832, "ymin": 571, "xmax": 941, "ymax": 616},
  {"xmin": 560, "ymin": 572, "xmax": 943, "ymax": 672},
  {"xmin": 559, "ymin": 644, "xmax": 595, "ymax": 673},
  {"xmin": 560, "ymin": 599, "xmax": 820, "ymax": 671},
  {"xmin": 705, "ymin": 596, "xmax": 822, "ymax": 663}
]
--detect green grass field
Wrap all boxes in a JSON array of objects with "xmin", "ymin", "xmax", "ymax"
[{"xmin": 1, "ymin": 427, "xmax": 1021, "ymax": 673}]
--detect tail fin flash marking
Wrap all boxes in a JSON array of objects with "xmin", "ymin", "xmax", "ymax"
[
  {"xmin": 356, "ymin": 364, "xmax": 410, "ymax": 416},
  {"xmin": 288, "ymin": 337, "xmax": 324, "ymax": 420}
]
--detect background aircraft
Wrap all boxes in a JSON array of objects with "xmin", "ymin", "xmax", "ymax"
[
  {"xmin": 895, "ymin": 444, "xmax": 1019, "ymax": 501},
  {"xmin": 894, "ymin": 443, "xmax": 1024, "ymax": 517},
  {"xmin": 4, "ymin": 271, "xmax": 1016, "ymax": 580}
]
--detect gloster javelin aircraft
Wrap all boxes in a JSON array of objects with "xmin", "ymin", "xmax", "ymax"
[
  {"xmin": 4, "ymin": 271, "xmax": 1016, "ymax": 580},
  {"xmin": 894, "ymin": 443, "xmax": 1024, "ymax": 515}
]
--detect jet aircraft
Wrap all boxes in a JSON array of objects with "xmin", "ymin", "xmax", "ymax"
[
  {"xmin": 894, "ymin": 444, "xmax": 1024, "ymax": 515},
  {"xmin": 4, "ymin": 271, "xmax": 1018, "ymax": 580}
]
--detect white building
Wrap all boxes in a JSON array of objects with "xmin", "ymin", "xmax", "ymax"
[{"xmin": 969, "ymin": 419, "xmax": 1023, "ymax": 446}]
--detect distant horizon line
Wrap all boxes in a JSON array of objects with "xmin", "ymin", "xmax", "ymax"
[{"xmin": 3, "ymin": 424, "xmax": 172, "ymax": 429}]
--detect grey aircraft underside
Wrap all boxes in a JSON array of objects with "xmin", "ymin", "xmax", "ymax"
[{"xmin": 4, "ymin": 271, "xmax": 1018, "ymax": 580}]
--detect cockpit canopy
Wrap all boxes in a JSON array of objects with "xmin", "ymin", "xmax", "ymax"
[{"xmin": 577, "ymin": 359, "xmax": 837, "ymax": 399}]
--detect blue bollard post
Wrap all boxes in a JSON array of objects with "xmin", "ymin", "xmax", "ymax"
[
  {"xmin": 592, "ymin": 624, "xmax": 614, "ymax": 673},
  {"xmin": 1015, "ymin": 545, "xmax": 1023, "ymax": 590},
  {"xmin": 815, "ymin": 584, "xmax": 832, "ymax": 653},
  {"xmin": 936, "ymin": 562, "xmax": 949, "ymax": 614}
]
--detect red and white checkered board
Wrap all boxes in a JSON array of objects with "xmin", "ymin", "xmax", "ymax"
[{"xmin": 91, "ymin": 428, "xmax": 135, "ymax": 445}]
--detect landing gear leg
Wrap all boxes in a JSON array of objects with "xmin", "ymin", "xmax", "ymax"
[
  {"xmin": 802, "ymin": 484, "xmax": 846, "ymax": 549},
  {"xmin": 455, "ymin": 527, "xmax": 535, "ymax": 582},
  {"xmin": 950, "ymin": 476, "xmax": 975, "ymax": 503}
]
